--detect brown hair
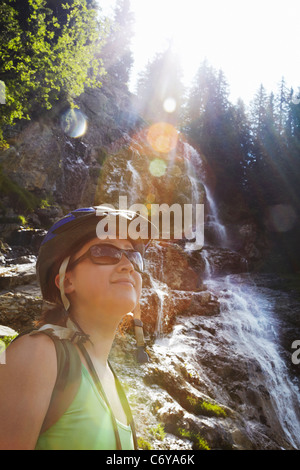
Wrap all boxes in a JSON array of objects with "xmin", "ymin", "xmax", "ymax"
[{"xmin": 35, "ymin": 232, "xmax": 98, "ymax": 327}]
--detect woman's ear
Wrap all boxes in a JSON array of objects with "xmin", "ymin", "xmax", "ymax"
[{"xmin": 55, "ymin": 272, "xmax": 75, "ymax": 294}]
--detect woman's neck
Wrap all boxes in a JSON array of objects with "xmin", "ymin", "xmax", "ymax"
[{"xmin": 69, "ymin": 310, "xmax": 119, "ymax": 367}]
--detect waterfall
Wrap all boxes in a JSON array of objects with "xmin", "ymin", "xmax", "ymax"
[
  {"xmin": 182, "ymin": 143, "xmax": 201, "ymax": 208},
  {"xmin": 126, "ymin": 160, "xmax": 143, "ymax": 204},
  {"xmin": 182, "ymin": 142, "xmax": 228, "ymax": 249},
  {"xmin": 204, "ymin": 185, "xmax": 229, "ymax": 248},
  {"xmin": 201, "ymin": 248, "xmax": 213, "ymax": 279},
  {"xmin": 205, "ymin": 275, "xmax": 300, "ymax": 449},
  {"xmin": 151, "ymin": 277, "xmax": 169, "ymax": 338}
]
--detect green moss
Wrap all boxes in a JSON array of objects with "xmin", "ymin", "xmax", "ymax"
[
  {"xmin": 39, "ymin": 199, "xmax": 50, "ymax": 209},
  {"xmin": 18, "ymin": 215, "xmax": 28, "ymax": 226},
  {"xmin": 178, "ymin": 428, "xmax": 210, "ymax": 450},
  {"xmin": 149, "ymin": 423, "xmax": 166, "ymax": 441},
  {"xmin": 137, "ymin": 437, "xmax": 153, "ymax": 450},
  {"xmin": 186, "ymin": 396, "xmax": 227, "ymax": 418}
]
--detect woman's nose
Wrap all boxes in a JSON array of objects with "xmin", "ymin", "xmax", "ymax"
[{"xmin": 117, "ymin": 253, "xmax": 134, "ymax": 271}]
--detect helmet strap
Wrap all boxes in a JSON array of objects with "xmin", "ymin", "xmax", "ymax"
[
  {"xmin": 133, "ymin": 319, "xmax": 149, "ymax": 363},
  {"xmin": 58, "ymin": 256, "xmax": 71, "ymax": 311}
]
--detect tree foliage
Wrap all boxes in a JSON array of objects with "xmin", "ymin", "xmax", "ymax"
[
  {"xmin": 101, "ymin": 0, "xmax": 134, "ymax": 87},
  {"xmin": 0, "ymin": 0, "xmax": 107, "ymax": 144},
  {"xmin": 136, "ymin": 46, "xmax": 184, "ymax": 124}
]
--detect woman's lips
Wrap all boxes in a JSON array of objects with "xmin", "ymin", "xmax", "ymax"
[{"xmin": 112, "ymin": 278, "xmax": 135, "ymax": 286}]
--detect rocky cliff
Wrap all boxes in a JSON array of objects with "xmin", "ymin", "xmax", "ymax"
[{"xmin": 1, "ymin": 84, "xmax": 300, "ymax": 450}]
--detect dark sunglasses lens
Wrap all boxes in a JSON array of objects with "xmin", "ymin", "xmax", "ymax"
[
  {"xmin": 90, "ymin": 245, "xmax": 120, "ymax": 264},
  {"xmin": 90, "ymin": 245, "xmax": 143, "ymax": 272},
  {"xmin": 127, "ymin": 251, "xmax": 144, "ymax": 272}
]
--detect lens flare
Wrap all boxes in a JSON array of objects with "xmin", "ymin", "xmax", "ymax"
[
  {"xmin": 60, "ymin": 108, "xmax": 87, "ymax": 138},
  {"xmin": 163, "ymin": 97, "xmax": 177, "ymax": 113},
  {"xmin": 147, "ymin": 122, "xmax": 178, "ymax": 153},
  {"xmin": 149, "ymin": 158, "xmax": 167, "ymax": 177}
]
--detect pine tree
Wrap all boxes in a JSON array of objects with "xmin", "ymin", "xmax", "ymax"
[
  {"xmin": 136, "ymin": 46, "xmax": 184, "ymax": 124},
  {"xmin": 101, "ymin": 0, "xmax": 134, "ymax": 87},
  {"xmin": 274, "ymin": 77, "xmax": 289, "ymax": 135},
  {"xmin": 184, "ymin": 61, "xmax": 254, "ymax": 214},
  {"xmin": 249, "ymin": 84, "xmax": 268, "ymax": 139}
]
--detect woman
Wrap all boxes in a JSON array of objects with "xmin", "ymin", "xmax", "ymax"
[{"xmin": 0, "ymin": 206, "xmax": 154, "ymax": 450}]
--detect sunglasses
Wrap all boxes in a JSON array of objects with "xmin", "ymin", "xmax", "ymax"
[{"xmin": 68, "ymin": 243, "xmax": 144, "ymax": 273}]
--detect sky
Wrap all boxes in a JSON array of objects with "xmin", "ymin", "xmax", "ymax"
[{"xmin": 98, "ymin": 0, "xmax": 300, "ymax": 105}]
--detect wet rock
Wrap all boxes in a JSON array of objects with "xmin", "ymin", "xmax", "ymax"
[
  {"xmin": 0, "ymin": 262, "xmax": 36, "ymax": 290},
  {"xmin": 145, "ymin": 241, "xmax": 203, "ymax": 291},
  {"xmin": 0, "ymin": 287, "xmax": 42, "ymax": 332},
  {"xmin": 140, "ymin": 286, "xmax": 220, "ymax": 335},
  {"xmin": 0, "ymin": 256, "xmax": 42, "ymax": 332}
]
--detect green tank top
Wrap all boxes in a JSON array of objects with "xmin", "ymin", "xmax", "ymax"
[{"xmin": 35, "ymin": 365, "xmax": 134, "ymax": 450}]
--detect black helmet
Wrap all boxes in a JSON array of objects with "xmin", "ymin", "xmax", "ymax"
[{"xmin": 36, "ymin": 205, "xmax": 157, "ymax": 306}]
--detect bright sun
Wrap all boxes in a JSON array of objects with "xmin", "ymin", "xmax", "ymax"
[{"xmin": 100, "ymin": 0, "xmax": 300, "ymax": 105}]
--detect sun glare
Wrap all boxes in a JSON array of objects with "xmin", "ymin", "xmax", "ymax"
[
  {"xmin": 99, "ymin": 0, "xmax": 300, "ymax": 104},
  {"xmin": 127, "ymin": 0, "xmax": 300, "ymax": 104}
]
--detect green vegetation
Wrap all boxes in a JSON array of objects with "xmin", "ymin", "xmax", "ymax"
[
  {"xmin": 17, "ymin": 215, "xmax": 27, "ymax": 226},
  {"xmin": 177, "ymin": 428, "xmax": 210, "ymax": 450},
  {"xmin": 186, "ymin": 396, "xmax": 227, "ymax": 418},
  {"xmin": 0, "ymin": 0, "xmax": 108, "ymax": 146},
  {"xmin": 149, "ymin": 423, "xmax": 166, "ymax": 441},
  {"xmin": 137, "ymin": 437, "xmax": 152, "ymax": 450}
]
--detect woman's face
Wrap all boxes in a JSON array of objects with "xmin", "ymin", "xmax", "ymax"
[{"xmin": 64, "ymin": 237, "xmax": 143, "ymax": 320}]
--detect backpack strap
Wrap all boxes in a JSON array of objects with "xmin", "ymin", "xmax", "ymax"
[
  {"xmin": 77, "ymin": 343, "xmax": 138, "ymax": 450},
  {"xmin": 29, "ymin": 328, "xmax": 83, "ymax": 434},
  {"xmin": 109, "ymin": 360, "xmax": 138, "ymax": 450}
]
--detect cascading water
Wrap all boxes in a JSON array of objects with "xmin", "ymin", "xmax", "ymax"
[
  {"xmin": 205, "ymin": 274, "xmax": 300, "ymax": 449},
  {"xmin": 153, "ymin": 141, "xmax": 300, "ymax": 448},
  {"xmin": 204, "ymin": 185, "xmax": 229, "ymax": 248},
  {"xmin": 182, "ymin": 142, "xmax": 229, "ymax": 249},
  {"xmin": 126, "ymin": 160, "xmax": 143, "ymax": 204}
]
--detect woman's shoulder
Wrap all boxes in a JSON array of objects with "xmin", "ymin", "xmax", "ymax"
[
  {"xmin": 0, "ymin": 332, "xmax": 58, "ymax": 450},
  {"xmin": 5, "ymin": 330, "xmax": 57, "ymax": 378}
]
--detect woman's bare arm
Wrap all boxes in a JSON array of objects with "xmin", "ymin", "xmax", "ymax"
[{"xmin": 0, "ymin": 334, "xmax": 57, "ymax": 450}]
